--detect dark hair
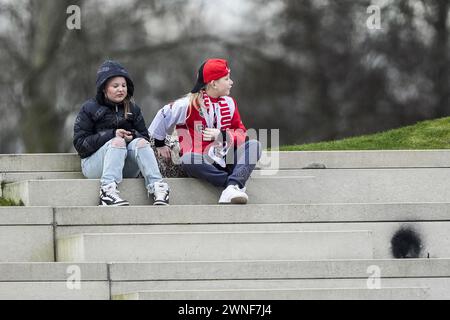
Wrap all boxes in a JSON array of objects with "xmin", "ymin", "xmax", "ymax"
[{"xmin": 123, "ymin": 96, "xmax": 132, "ymax": 120}]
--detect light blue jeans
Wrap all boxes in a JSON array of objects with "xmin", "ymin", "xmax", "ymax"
[{"xmin": 81, "ymin": 138, "xmax": 163, "ymax": 193}]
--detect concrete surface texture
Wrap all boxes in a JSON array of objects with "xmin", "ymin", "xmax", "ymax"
[{"xmin": 1, "ymin": 150, "xmax": 450, "ymax": 299}]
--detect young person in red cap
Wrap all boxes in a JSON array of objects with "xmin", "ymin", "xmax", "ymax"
[{"xmin": 149, "ymin": 58, "xmax": 261, "ymax": 204}]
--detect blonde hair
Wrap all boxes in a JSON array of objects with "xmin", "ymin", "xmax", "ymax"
[
  {"xmin": 185, "ymin": 91, "xmax": 203, "ymax": 120},
  {"xmin": 185, "ymin": 83, "xmax": 216, "ymax": 119}
]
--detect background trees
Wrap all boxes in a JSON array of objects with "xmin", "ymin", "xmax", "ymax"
[{"xmin": 0, "ymin": 0, "xmax": 448, "ymax": 152}]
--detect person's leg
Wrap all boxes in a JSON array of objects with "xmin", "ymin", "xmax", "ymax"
[
  {"xmin": 81, "ymin": 138, "xmax": 129, "ymax": 206},
  {"xmin": 125, "ymin": 138, "xmax": 169, "ymax": 205},
  {"xmin": 181, "ymin": 152, "xmax": 229, "ymax": 187},
  {"xmin": 124, "ymin": 138, "xmax": 164, "ymax": 190},
  {"xmin": 227, "ymin": 139, "xmax": 262, "ymax": 188},
  {"xmin": 217, "ymin": 140, "xmax": 262, "ymax": 204},
  {"xmin": 122, "ymin": 139, "xmax": 141, "ymax": 179},
  {"xmin": 81, "ymin": 138, "xmax": 127, "ymax": 184}
]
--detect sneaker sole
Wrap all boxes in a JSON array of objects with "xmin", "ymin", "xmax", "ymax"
[
  {"xmin": 153, "ymin": 201, "xmax": 169, "ymax": 206},
  {"xmin": 231, "ymin": 196, "xmax": 248, "ymax": 204},
  {"xmin": 218, "ymin": 196, "xmax": 248, "ymax": 205},
  {"xmin": 99, "ymin": 201, "xmax": 129, "ymax": 207}
]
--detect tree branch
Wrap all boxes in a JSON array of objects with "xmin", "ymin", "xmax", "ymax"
[{"xmin": 110, "ymin": 34, "xmax": 224, "ymax": 58}]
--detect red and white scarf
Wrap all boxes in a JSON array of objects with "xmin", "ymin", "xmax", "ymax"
[
  {"xmin": 201, "ymin": 90, "xmax": 229, "ymax": 167},
  {"xmin": 201, "ymin": 90, "xmax": 216, "ymax": 128}
]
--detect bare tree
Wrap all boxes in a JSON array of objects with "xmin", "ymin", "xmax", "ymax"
[{"xmin": 0, "ymin": 0, "xmax": 224, "ymax": 153}]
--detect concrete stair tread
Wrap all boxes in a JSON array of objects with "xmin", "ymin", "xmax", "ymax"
[
  {"xmin": 5, "ymin": 205, "xmax": 450, "ymax": 262},
  {"xmin": 108, "ymin": 258, "xmax": 450, "ymax": 280},
  {"xmin": 110, "ymin": 277, "xmax": 450, "ymax": 299},
  {"xmin": 54, "ymin": 221, "xmax": 450, "ymax": 260},
  {"xmin": 2, "ymin": 202, "xmax": 450, "ymax": 224},
  {"xmin": 1, "ymin": 172, "xmax": 84, "ymax": 183},
  {"xmin": 57, "ymin": 230, "xmax": 373, "ymax": 262},
  {"xmin": 3, "ymin": 150, "xmax": 450, "ymax": 172},
  {"xmin": 0, "ymin": 154, "xmax": 80, "ymax": 172},
  {"xmin": 0, "ymin": 260, "xmax": 447, "ymax": 299},
  {"xmin": 112, "ymin": 286, "xmax": 430, "ymax": 300},
  {"xmin": 0, "ymin": 207, "xmax": 53, "ymax": 225},
  {"xmin": 7, "ymin": 168, "xmax": 450, "ymax": 205},
  {"xmin": 51, "ymin": 203, "xmax": 450, "ymax": 225},
  {"xmin": 0, "ymin": 262, "xmax": 107, "ymax": 280},
  {"xmin": 2, "ymin": 259, "xmax": 450, "ymax": 280},
  {"xmin": 2, "ymin": 151, "xmax": 450, "ymax": 299},
  {"xmin": 0, "ymin": 282, "xmax": 109, "ymax": 300}
]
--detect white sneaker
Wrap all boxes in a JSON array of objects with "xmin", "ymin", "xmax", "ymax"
[
  {"xmin": 218, "ymin": 185, "xmax": 248, "ymax": 204},
  {"xmin": 99, "ymin": 182, "xmax": 129, "ymax": 206},
  {"xmin": 151, "ymin": 181, "xmax": 170, "ymax": 206}
]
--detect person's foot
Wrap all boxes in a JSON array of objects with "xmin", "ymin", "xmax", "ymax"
[
  {"xmin": 99, "ymin": 182, "xmax": 129, "ymax": 206},
  {"xmin": 218, "ymin": 184, "xmax": 248, "ymax": 204},
  {"xmin": 151, "ymin": 181, "xmax": 170, "ymax": 206}
]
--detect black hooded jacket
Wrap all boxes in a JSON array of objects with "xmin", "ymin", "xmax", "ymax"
[{"xmin": 73, "ymin": 60, "xmax": 150, "ymax": 159}]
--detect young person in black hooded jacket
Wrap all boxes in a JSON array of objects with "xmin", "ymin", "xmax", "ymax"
[{"xmin": 73, "ymin": 60, "xmax": 170, "ymax": 206}]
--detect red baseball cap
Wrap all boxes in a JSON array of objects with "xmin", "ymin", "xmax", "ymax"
[{"xmin": 191, "ymin": 59, "xmax": 230, "ymax": 93}]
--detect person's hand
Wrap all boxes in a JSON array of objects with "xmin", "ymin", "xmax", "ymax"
[
  {"xmin": 116, "ymin": 129, "xmax": 133, "ymax": 142},
  {"xmin": 203, "ymin": 128, "xmax": 221, "ymax": 141},
  {"xmin": 156, "ymin": 145, "xmax": 172, "ymax": 161},
  {"xmin": 123, "ymin": 133, "xmax": 133, "ymax": 142}
]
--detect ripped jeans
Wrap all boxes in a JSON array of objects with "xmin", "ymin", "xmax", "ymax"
[{"xmin": 81, "ymin": 138, "xmax": 163, "ymax": 193}]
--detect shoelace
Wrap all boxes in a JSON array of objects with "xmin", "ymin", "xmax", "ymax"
[
  {"xmin": 106, "ymin": 188, "xmax": 121, "ymax": 201},
  {"xmin": 229, "ymin": 185, "xmax": 246, "ymax": 193},
  {"xmin": 154, "ymin": 183, "xmax": 169, "ymax": 193}
]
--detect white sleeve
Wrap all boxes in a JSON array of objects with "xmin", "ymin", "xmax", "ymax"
[{"xmin": 148, "ymin": 99, "xmax": 188, "ymax": 140}]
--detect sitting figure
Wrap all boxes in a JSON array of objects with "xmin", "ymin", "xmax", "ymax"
[
  {"xmin": 149, "ymin": 58, "xmax": 261, "ymax": 204},
  {"xmin": 73, "ymin": 60, "xmax": 170, "ymax": 206}
]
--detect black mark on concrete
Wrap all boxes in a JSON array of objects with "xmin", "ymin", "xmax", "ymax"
[{"xmin": 391, "ymin": 226, "xmax": 423, "ymax": 258}]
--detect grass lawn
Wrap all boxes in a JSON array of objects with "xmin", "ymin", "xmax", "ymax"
[{"xmin": 280, "ymin": 117, "xmax": 450, "ymax": 151}]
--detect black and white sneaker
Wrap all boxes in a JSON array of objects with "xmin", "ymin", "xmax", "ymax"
[
  {"xmin": 151, "ymin": 181, "xmax": 170, "ymax": 206},
  {"xmin": 99, "ymin": 182, "xmax": 129, "ymax": 206}
]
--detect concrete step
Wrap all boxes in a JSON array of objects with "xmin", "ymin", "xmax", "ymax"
[
  {"xmin": 0, "ymin": 207, "xmax": 54, "ymax": 262},
  {"xmin": 112, "ymin": 287, "xmax": 430, "ymax": 300},
  {"xmin": 6, "ymin": 168, "xmax": 450, "ymax": 205},
  {"xmin": 1, "ymin": 172, "xmax": 84, "ymax": 183},
  {"xmin": 1, "ymin": 202, "xmax": 445, "ymax": 263},
  {"xmin": 269, "ymin": 150, "xmax": 450, "ymax": 169},
  {"xmin": 0, "ymin": 262, "xmax": 107, "ymax": 281},
  {"xmin": 0, "ymin": 203, "xmax": 446, "ymax": 263},
  {"xmin": 3, "ymin": 150, "xmax": 450, "ymax": 172},
  {"xmin": 1, "ymin": 260, "xmax": 445, "ymax": 299},
  {"xmin": 52, "ymin": 203, "xmax": 450, "ymax": 260},
  {"xmin": 108, "ymin": 258, "xmax": 450, "ymax": 280},
  {"xmin": 111, "ymin": 278, "xmax": 450, "ymax": 300},
  {"xmin": 55, "ymin": 221, "xmax": 450, "ymax": 260},
  {"xmin": 0, "ymin": 170, "xmax": 300, "ymax": 183},
  {"xmin": 0, "ymin": 262, "xmax": 108, "ymax": 299},
  {"xmin": 56, "ymin": 230, "xmax": 373, "ymax": 262},
  {"xmin": 0, "ymin": 154, "xmax": 81, "ymax": 172},
  {"xmin": 53, "ymin": 203, "xmax": 450, "ymax": 225},
  {"xmin": 109, "ymin": 259, "xmax": 450, "ymax": 299},
  {"xmin": 0, "ymin": 282, "xmax": 109, "ymax": 300}
]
